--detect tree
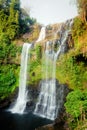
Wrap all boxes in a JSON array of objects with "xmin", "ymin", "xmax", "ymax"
[
  {"xmin": 0, "ymin": 10, "xmax": 8, "ymax": 33},
  {"xmin": 76, "ymin": 0, "xmax": 87, "ymax": 22},
  {"xmin": 7, "ymin": 0, "xmax": 20, "ymax": 39},
  {"xmin": 65, "ymin": 90, "xmax": 87, "ymax": 129},
  {"xmin": 19, "ymin": 8, "xmax": 36, "ymax": 34},
  {"xmin": 0, "ymin": 0, "xmax": 20, "ymax": 39},
  {"xmin": 0, "ymin": 0, "xmax": 10, "ymax": 9},
  {"xmin": 0, "ymin": 0, "xmax": 36, "ymax": 39}
]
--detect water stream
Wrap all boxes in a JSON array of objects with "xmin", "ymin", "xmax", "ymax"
[
  {"xmin": 36, "ymin": 26, "xmax": 46, "ymax": 42},
  {"xmin": 9, "ymin": 43, "xmax": 31, "ymax": 114}
]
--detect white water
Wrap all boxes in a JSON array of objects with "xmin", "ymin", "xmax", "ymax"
[
  {"xmin": 55, "ymin": 30, "xmax": 69, "ymax": 59},
  {"xmin": 34, "ymin": 29, "xmax": 57, "ymax": 120},
  {"xmin": 34, "ymin": 20, "xmax": 73, "ymax": 120},
  {"xmin": 34, "ymin": 80, "xmax": 57, "ymax": 120},
  {"xmin": 10, "ymin": 43, "xmax": 31, "ymax": 114},
  {"xmin": 34, "ymin": 41, "xmax": 57, "ymax": 120},
  {"xmin": 55, "ymin": 19, "xmax": 73, "ymax": 59},
  {"xmin": 36, "ymin": 26, "xmax": 46, "ymax": 42}
]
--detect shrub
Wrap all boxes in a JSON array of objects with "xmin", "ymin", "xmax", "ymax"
[{"xmin": 65, "ymin": 90, "xmax": 87, "ymax": 129}]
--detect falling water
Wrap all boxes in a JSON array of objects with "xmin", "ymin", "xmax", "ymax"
[
  {"xmin": 10, "ymin": 43, "xmax": 31, "ymax": 114},
  {"xmin": 36, "ymin": 26, "xmax": 46, "ymax": 42},
  {"xmin": 34, "ymin": 42, "xmax": 57, "ymax": 120},
  {"xmin": 34, "ymin": 20, "xmax": 73, "ymax": 120},
  {"xmin": 34, "ymin": 41, "xmax": 57, "ymax": 120},
  {"xmin": 55, "ymin": 19, "xmax": 73, "ymax": 59},
  {"xmin": 55, "ymin": 30, "xmax": 69, "ymax": 59}
]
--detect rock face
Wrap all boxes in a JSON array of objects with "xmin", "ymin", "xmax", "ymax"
[
  {"xmin": 35, "ymin": 19, "xmax": 74, "ymax": 58},
  {"xmin": 35, "ymin": 119, "xmax": 67, "ymax": 130},
  {"xmin": 0, "ymin": 98, "xmax": 11, "ymax": 109},
  {"xmin": 35, "ymin": 113, "xmax": 69, "ymax": 130},
  {"xmin": 35, "ymin": 124, "xmax": 55, "ymax": 130}
]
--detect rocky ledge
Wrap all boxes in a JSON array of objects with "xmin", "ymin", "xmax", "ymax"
[{"xmin": 35, "ymin": 114, "xmax": 69, "ymax": 130}]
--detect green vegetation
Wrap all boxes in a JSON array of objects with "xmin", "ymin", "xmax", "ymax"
[
  {"xmin": 28, "ymin": 45, "xmax": 42, "ymax": 85},
  {"xmin": 65, "ymin": 90, "xmax": 87, "ymax": 130},
  {"xmin": 0, "ymin": 0, "xmax": 36, "ymax": 99},
  {"xmin": 56, "ymin": 53, "xmax": 87, "ymax": 89},
  {"xmin": 59, "ymin": 1, "xmax": 87, "ymax": 129},
  {"xmin": 0, "ymin": 65, "xmax": 19, "ymax": 99},
  {"xmin": 0, "ymin": 0, "xmax": 36, "ymax": 40},
  {"xmin": 0, "ymin": 32, "xmax": 21, "ymax": 99},
  {"xmin": 72, "ymin": 17, "xmax": 87, "ymax": 39}
]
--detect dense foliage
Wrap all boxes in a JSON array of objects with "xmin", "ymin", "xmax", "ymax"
[
  {"xmin": 62, "ymin": 1, "xmax": 87, "ymax": 129},
  {"xmin": 0, "ymin": 0, "xmax": 36, "ymax": 40},
  {"xmin": 0, "ymin": 0, "xmax": 36, "ymax": 99},
  {"xmin": 56, "ymin": 54, "xmax": 87, "ymax": 89},
  {"xmin": 0, "ymin": 65, "xmax": 19, "ymax": 99},
  {"xmin": 65, "ymin": 90, "xmax": 87, "ymax": 129},
  {"xmin": 0, "ymin": 32, "xmax": 21, "ymax": 99}
]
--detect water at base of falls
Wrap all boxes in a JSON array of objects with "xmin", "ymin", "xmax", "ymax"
[{"xmin": 0, "ymin": 110, "xmax": 52, "ymax": 130}]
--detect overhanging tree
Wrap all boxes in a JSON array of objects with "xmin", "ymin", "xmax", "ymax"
[
  {"xmin": 76, "ymin": 0, "xmax": 87, "ymax": 22},
  {"xmin": 0, "ymin": 0, "xmax": 36, "ymax": 40}
]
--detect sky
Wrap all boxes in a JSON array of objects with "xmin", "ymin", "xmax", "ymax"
[{"xmin": 20, "ymin": 0, "xmax": 78, "ymax": 25}]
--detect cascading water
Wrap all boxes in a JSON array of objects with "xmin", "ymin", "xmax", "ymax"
[
  {"xmin": 36, "ymin": 26, "xmax": 46, "ymax": 42},
  {"xmin": 10, "ymin": 43, "xmax": 31, "ymax": 114},
  {"xmin": 55, "ymin": 19, "xmax": 73, "ymax": 59},
  {"xmin": 34, "ymin": 40, "xmax": 58, "ymax": 120},
  {"xmin": 34, "ymin": 20, "xmax": 73, "ymax": 120},
  {"xmin": 55, "ymin": 30, "xmax": 69, "ymax": 59},
  {"xmin": 34, "ymin": 41, "xmax": 57, "ymax": 120}
]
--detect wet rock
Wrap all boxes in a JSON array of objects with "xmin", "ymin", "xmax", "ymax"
[
  {"xmin": 0, "ymin": 98, "xmax": 11, "ymax": 109},
  {"xmin": 35, "ymin": 121, "xmax": 66, "ymax": 130},
  {"xmin": 35, "ymin": 124, "xmax": 55, "ymax": 130}
]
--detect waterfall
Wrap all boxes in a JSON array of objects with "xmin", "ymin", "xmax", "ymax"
[
  {"xmin": 9, "ymin": 19, "xmax": 72, "ymax": 119},
  {"xmin": 55, "ymin": 19, "xmax": 73, "ymax": 59},
  {"xmin": 34, "ymin": 41, "xmax": 57, "ymax": 120},
  {"xmin": 10, "ymin": 43, "xmax": 31, "ymax": 114},
  {"xmin": 34, "ymin": 20, "xmax": 73, "ymax": 120},
  {"xmin": 55, "ymin": 30, "xmax": 69, "ymax": 59},
  {"xmin": 36, "ymin": 26, "xmax": 46, "ymax": 42}
]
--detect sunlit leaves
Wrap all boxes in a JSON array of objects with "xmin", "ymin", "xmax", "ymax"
[{"xmin": 65, "ymin": 89, "xmax": 87, "ymax": 119}]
